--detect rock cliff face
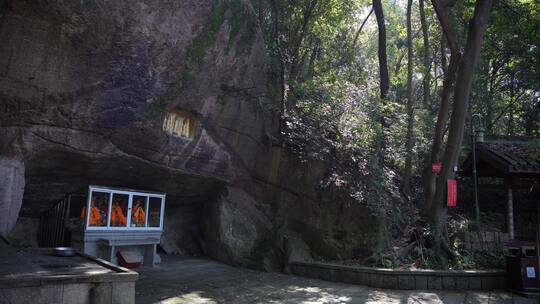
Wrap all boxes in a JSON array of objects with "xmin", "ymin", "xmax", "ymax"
[{"xmin": 0, "ymin": 0, "xmax": 383, "ymax": 270}]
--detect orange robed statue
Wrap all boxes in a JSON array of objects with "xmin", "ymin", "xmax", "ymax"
[
  {"xmin": 132, "ymin": 201, "xmax": 145, "ymax": 226},
  {"xmin": 80, "ymin": 204, "xmax": 103, "ymax": 226},
  {"xmin": 111, "ymin": 201, "xmax": 127, "ymax": 226}
]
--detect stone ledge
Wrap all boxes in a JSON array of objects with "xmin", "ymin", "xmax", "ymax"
[
  {"xmin": 0, "ymin": 250, "xmax": 138, "ymax": 289},
  {"xmin": 289, "ymin": 261, "xmax": 506, "ymax": 290}
]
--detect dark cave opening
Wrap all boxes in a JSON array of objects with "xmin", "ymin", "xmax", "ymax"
[{"xmin": 11, "ymin": 147, "xmax": 227, "ymax": 261}]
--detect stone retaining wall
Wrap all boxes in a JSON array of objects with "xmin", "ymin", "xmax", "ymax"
[
  {"xmin": 289, "ymin": 261, "xmax": 506, "ymax": 290},
  {"xmin": 459, "ymin": 231, "xmax": 509, "ymax": 251},
  {"xmin": 0, "ymin": 251, "xmax": 138, "ymax": 304}
]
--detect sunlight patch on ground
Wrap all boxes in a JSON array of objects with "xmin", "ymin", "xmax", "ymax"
[
  {"xmin": 285, "ymin": 286, "xmax": 353, "ymax": 303},
  {"xmin": 158, "ymin": 291, "xmax": 217, "ymax": 304},
  {"xmin": 362, "ymin": 291, "xmax": 446, "ymax": 304},
  {"xmin": 403, "ymin": 293, "xmax": 444, "ymax": 304}
]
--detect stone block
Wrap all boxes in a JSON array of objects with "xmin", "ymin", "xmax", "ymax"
[
  {"xmin": 480, "ymin": 232, "xmax": 487, "ymax": 242},
  {"xmin": 481, "ymin": 276, "xmax": 503, "ymax": 290},
  {"xmin": 319, "ymin": 268, "xmax": 332, "ymax": 281},
  {"xmin": 415, "ymin": 275, "xmax": 428, "ymax": 290},
  {"xmin": 492, "ymin": 276, "xmax": 507, "ymax": 289},
  {"xmin": 89, "ymin": 282, "xmax": 112, "ymax": 304},
  {"xmin": 329, "ymin": 269, "xmax": 341, "ymax": 282},
  {"xmin": 398, "ymin": 275, "xmax": 415, "ymax": 290},
  {"xmin": 62, "ymin": 283, "xmax": 91, "ymax": 304},
  {"xmin": 305, "ymin": 266, "xmax": 319, "ymax": 279},
  {"xmin": 340, "ymin": 270, "xmax": 357, "ymax": 284},
  {"xmin": 2, "ymin": 285, "xmax": 62, "ymax": 304},
  {"xmin": 323, "ymin": 268, "xmax": 336, "ymax": 282},
  {"xmin": 442, "ymin": 276, "xmax": 456, "ymax": 290},
  {"xmin": 342, "ymin": 270, "xmax": 362, "ymax": 285},
  {"xmin": 371, "ymin": 274, "xmax": 385, "ymax": 288},
  {"xmin": 365, "ymin": 273, "xmax": 377, "ymax": 288},
  {"xmin": 356, "ymin": 271, "xmax": 367, "ymax": 285},
  {"xmin": 291, "ymin": 265, "xmax": 305, "ymax": 276},
  {"xmin": 469, "ymin": 277, "xmax": 482, "ymax": 290},
  {"xmin": 112, "ymin": 282, "xmax": 135, "ymax": 304},
  {"xmin": 456, "ymin": 277, "xmax": 469, "ymax": 290},
  {"xmin": 427, "ymin": 276, "xmax": 442, "ymax": 290},
  {"xmin": 381, "ymin": 274, "xmax": 398, "ymax": 289}
]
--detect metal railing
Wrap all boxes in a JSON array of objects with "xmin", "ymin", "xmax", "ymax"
[{"xmin": 38, "ymin": 196, "xmax": 72, "ymax": 247}]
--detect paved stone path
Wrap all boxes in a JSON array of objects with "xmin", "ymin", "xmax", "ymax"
[{"xmin": 136, "ymin": 256, "xmax": 539, "ymax": 304}]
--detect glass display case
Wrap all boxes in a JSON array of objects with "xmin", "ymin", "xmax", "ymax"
[{"xmin": 82, "ymin": 186, "xmax": 165, "ymax": 231}]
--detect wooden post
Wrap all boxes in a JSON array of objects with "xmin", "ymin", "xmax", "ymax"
[{"xmin": 507, "ymin": 185, "xmax": 514, "ymax": 240}]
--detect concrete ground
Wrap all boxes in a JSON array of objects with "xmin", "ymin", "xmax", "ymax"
[{"xmin": 136, "ymin": 256, "xmax": 539, "ymax": 304}]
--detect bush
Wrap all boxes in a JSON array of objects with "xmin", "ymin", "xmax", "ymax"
[{"xmin": 452, "ymin": 247, "xmax": 505, "ymax": 270}]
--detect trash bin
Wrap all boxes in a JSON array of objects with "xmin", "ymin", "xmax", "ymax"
[{"xmin": 506, "ymin": 241, "xmax": 539, "ymax": 292}]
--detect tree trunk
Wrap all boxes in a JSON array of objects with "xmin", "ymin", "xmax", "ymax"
[
  {"xmin": 288, "ymin": 0, "xmax": 318, "ymax": 84},
  {"xmin": 268, "ymin": 0, "xmax": 288, "ymax": 129},
  {"xmin": 507, "ymin": 71, "xmax": 515, "ymax": 135},
  {"xmin": 373, "ymin": 0, "xmax": 390, "ymax": 161},
  {"xmin": 486, "ymin": 59, "xmax": 495, "ymax": 133},
  {"xmin": 353, "ymin": 7, "xmax": 374, "ymax": 46},
  {"xmin": 429, "ymin": 0, "xmax": 493, "ymax": 252},
  {"xmin": 423, "ymin": 0, "xmax": 466, "ymax": 214},
  {"xmin": 419, "ymin": 0, "xmax": 431, "ymax": 109},
  {"xmin": 403, "ymin": 0, "xmax": 415, "ymax": 198},
  {"xmin": 373, "ymin": 0, "xmax": 390, "ymax": 100}
]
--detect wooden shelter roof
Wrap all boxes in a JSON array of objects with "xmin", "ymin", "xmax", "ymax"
[{"xmin": 462, "ymin": 136, "xmax": 540, "ymax": 178}]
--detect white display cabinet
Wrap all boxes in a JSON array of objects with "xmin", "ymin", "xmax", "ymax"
[{"xmin": 71, "ymin": 185, "xmax": 166, "ymax": 267}]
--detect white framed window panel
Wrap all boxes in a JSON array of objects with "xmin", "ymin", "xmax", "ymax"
[
  {"xmin": 147, "ymin": 194, "xmax": 166, "ymax": 228},
  {"xmin": 85, "ymin": 185, "xmax": 166, "ymax": 231},
  {"xmin": 144, "ymin": 196, "xmax": 149, "ymax": 228},
  {"xmin": 106, "ymin": 192, "xmax": 113, "ymax": 228},
  {"xmin": 85, "ymin": 188, "xmax": 111, "ymax": 230}
]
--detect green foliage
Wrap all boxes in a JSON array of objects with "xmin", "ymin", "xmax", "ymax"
[
  {"xmin": 189, "ymin": 0, "xmax": 255, "ymax": 63},
  {"xmin": 524, "ymin": 139, "xmax": 540, "ymax": 160},
  {"xmin": 226, "ymin": 0, "xmax": 246, "ymax": 53},
  {"xmin": 452, "ymin": 247, "xmax": 506, "ymax": 270},
  {"xmin": 189, "ymin": 0, "xmax": 227, "ymax": 67},
  {"xmin": 425, "ymin": 249, "xmax": 450, "ymax": 270},
  {"xmin": 471, "ymin": 0, "xmax": 540, "ymax": 135},
  {"xmin": 380, "ymin": 251, "xmax": 400, "ymax": 268},
  {"xmin": 255, "ymin": 0, "xmax": 539, "ymax": 267},
  {"xmin": 144, "ymin": 70, "xmax": 195, "ymax": 118}
]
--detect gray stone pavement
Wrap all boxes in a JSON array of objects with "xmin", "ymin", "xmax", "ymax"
[{"xmin": 136, "ymin": 256, "xmax": 538, "ymax": 304}]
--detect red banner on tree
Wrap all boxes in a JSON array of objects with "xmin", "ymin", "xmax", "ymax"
[
  {"xmin": 447, "ymin": 179, "xmax": 457, "ymax": 207},
  {"xmin": 432, "ymin": 162, "xmax": 442, "ymax": 173}
]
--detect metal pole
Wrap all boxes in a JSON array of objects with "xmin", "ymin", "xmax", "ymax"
[
  {"xmin": 471, "ymin": 114, "xmax": 481, "ymax": 231},
  {"xmin": 507, "ymin": 185, "xmax": 514, "ymax": 240}
]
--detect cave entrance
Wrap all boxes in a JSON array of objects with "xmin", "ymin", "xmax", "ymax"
[
  {"xmin": 38, "ymin": 185, "xmax": 166, "ymax": 267},
  {"xmin": 13, "ymin": 147, "xmax": 227, "ymax": 263}
]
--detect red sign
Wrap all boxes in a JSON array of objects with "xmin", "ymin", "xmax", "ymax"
[
  {"xmin": 432, "ymin": 162, "xmax": 442, "ymax": 173},
  {"xmin": 447, "ymin": 179, "xmax": 457, "ymax": 207}
]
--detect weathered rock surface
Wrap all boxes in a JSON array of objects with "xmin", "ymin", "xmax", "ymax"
[
  {"xmin": 202, "ymin": 186, "xmax": 276, "ymax": 268},
  {"xmin": 161, "ymin": 205, "xmax": 205, "ymax": 256},
  {"xmin": 7, "ymin": 216, "xmax": 39, "ymax": 248},
  {"xmin": 0, "ymin": 157, "xmax": 25, "ymax": 236},
  {"xmin": 0, "ymin": 0, "xmax": 276, "ymax": 210},
  {"xmin": 0, "ymin": 0, "xmax": 384, "ymax": 269}
]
